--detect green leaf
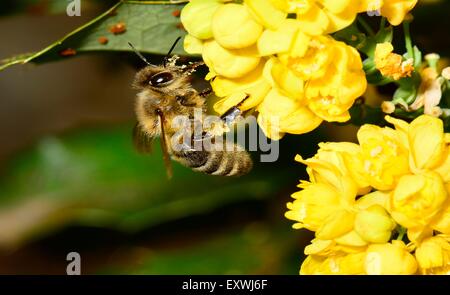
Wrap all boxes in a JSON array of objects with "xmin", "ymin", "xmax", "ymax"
[
  {"xmin": 0, "ymin": 125, "xmax": 293, "ymax": 249},
  {"xmin": 412, "ymin": 46, "xmax": 423, "ymax": 69},
  {"xmin": 333, "ymin": 22, "xmax": 367, "ymax": 51},
  {"xmin": 0, "ymin": 1, "xmax": 189, "ymax": 71}
]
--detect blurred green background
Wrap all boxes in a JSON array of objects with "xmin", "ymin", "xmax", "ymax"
[{"xmin": 0, "ymin": 0, "xmax": 448, "ymax": 274}]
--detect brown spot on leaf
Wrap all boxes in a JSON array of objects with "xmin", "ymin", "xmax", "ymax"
[
  {"xmin": 176, "ymin": 23, "xmax": 185, "ymax": 31},
  {"xmin": 98, "ymin": 36, "xmax": 109, "ymax": 45},
  {"xmin": 59, "ymin": 48, "xmax": 77, "ymax": 57},
  {"xmin": 109, "ymin": 22, "xmax": 126, "ymax": 35},
  {"xmin": 172, "ymin": 10, "xmax": 181, "ymax": 17}
]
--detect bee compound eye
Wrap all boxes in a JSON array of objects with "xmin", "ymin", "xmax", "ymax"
[{"xmin": 149, "ymin": 72, "xmax": 174, "ymax": 86}]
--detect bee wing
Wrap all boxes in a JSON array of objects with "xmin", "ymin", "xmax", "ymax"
[
  {"xmin": 133, "ymin": 123, "xmax": 154, "ymax": 154},
  {"xmin": 158, "ymin": 113, "xmax": 173, "ymax": 180}
]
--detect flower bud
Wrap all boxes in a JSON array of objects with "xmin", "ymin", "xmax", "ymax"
[
  {"xmin": 180, "ymin": 0, "xmax": 222, "ymax": 39},
  {"xmin": 212, "ymin": 4, "xmax": 263, "ymax": 49}
]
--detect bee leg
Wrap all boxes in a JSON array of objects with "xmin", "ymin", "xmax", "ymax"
[{"xmin": 220, "ymin": 94, "xmax": 250, "ymax": 126}]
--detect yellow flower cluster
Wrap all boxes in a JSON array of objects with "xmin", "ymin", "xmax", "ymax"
[
  {"xmin": 180, "ymin": 0, "xmax": 417, "ymax": 139},
  {"xmin": 286, "ymin": 115, "xmax": 450, "ymax": 274}
]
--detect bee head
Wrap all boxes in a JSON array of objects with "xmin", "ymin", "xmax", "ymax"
[
  {"xmin": 129, "ymin": 39, "xmax": 204, "ymax": 93},
  {"xmin": 132, "ymin": 61, "xmax": 202, "ymax": 93}
]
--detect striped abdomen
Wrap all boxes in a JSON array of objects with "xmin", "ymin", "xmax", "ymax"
[{"xmin": 171, "ymin": 144, "xmax": 252, "ymax": 177}]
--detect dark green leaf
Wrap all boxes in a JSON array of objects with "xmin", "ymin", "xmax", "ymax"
[{"xmin": 0, "ymin": 1, "xmax": 189, "ymax": 71}]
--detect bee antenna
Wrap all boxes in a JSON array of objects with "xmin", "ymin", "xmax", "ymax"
[
  {"xmin": 163, "ymin": 36, "xmax": 182, "ymax": 67},
  {"xmin": 128, "ymin": 42, "xmax": 152, "ymax": 66}
]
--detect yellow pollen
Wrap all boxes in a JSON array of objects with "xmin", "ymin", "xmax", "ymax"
[{"xmin": 370, "ymin": 146, "xmax": 383, "ymax": 157}]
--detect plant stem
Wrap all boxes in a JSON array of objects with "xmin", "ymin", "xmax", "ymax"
[
  {"xmin": 397, "ymin": 227, "xmax": 407, "ymax": 241},
  {"xmin": 403, "ymin": 21, "xmax": 414, "ymax": 61},
  {"xmin": 357, "ymin": 17, "xmax": 375, "ymax": 36},
  {"xmin": 379, "ymin": 17, "xmax": 386, "ymax": 30}
]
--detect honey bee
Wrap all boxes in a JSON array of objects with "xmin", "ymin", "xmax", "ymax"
[{"xmin": 129, "ymin": 39, "xmax": 252, "ymax": 178}]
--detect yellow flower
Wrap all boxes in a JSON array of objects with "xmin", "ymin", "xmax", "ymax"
[
  {"xmin": 375, "ymin": 42, "xmax": 414, "ymax": 80},
  {"xmin": 408, "ymin": 115, "xmax": 447, "ymax": 171},
  {"xmin": 415, "ymin": 235, "xmax": 450, "ymax": 274},
  {"xmin": 305, "ymin": 41, "xmax": 367, "ymax": 122},
  {"xmin": 279, "ymin": 35, "xmax": 336, "ymax": 80},
  {"xmin": 212, "ymin": 4, "xmax": 263, "ymax": 49},
  {"xmin": 180, "ymin": 0, "xmax": 222, "ymax": 39},
  {"xmin": 359, "ymin": 0, "xmax": 418, "ymax": 26},
  {"xmin": 392, "ymin": 172, "xmax": 448, "ymax": 234},
  {"xmin": 260, "ymin": 0, "xmax": 360, "ymax": 35},
  {"xmin": 297, "ymin": 142, "xmax": 370, "ymax": 195},
  {"xmin": 276, "ymin": 35, "xmax": 367, "ymax": 123},
  {"xmin": 302, "ymin": 240, "xmax": 418, "ymax": 274},
  {"xmin": 365, "ymin": 241, "xmax": 417, "ymax": 274},
  {"xmin": 301, "ymin": 238, "xmax": 367, "ymax": 274},
  {"xmin": 182, "ymin": 1, "xmax": 367, "ymax": 139},
  {"xmin": 316, "ymin": 209, "xmax": 356, "ymax": 240},
  {"xmin": 287, "ymin": 115, "xmax": 449, "ymax": 274},
  {"xmin": 357, "ymin": 123, "xmax": 410, "ymax": 191},
  {"xmin": 380, "ymin": 0, "xmax": 418, "ymax": 26},
  {"xmin": 285, "ymin": 182, "xmax": 343, "ymax": 231}
]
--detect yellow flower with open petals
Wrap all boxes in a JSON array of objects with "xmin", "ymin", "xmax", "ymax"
[
  {"xmin": 357, "ymin": 123, "xmax": 410, "ymax": 191},
  {"xmin": 415, "ymin": 235, "xmax": 450, "ymax": 274},
  {"xmin": 305, "ymin": 41, "xmax": 367, "ymax": 122},
  {"xmin": 296, "ymin": 142, "xmax": 371, "ymax": 196},
  {"xmin": 285, "ymin": 182, "xmax": 343, "ymax": 231}
]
